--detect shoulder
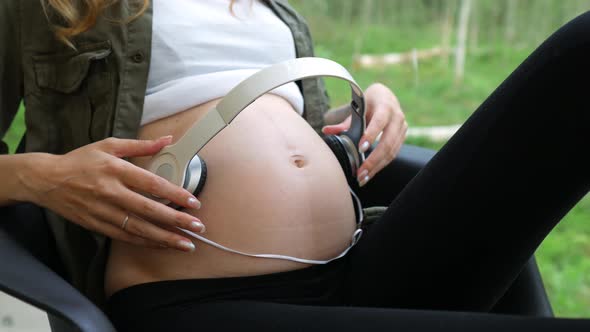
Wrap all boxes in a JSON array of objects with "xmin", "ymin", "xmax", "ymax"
[
  {"xmin": 0, "ymin": 0, "xmax": 19, "ymax": 20},
  {"xmin": 0, "ymin": 0, "xmax": 44, "ymax": 17},
  {"xmin": 1, "ymin": 0, "xmax": 55, "ymax": 42},
  {"xmin": 0, "ymin": 0, "xmax": 23, "ymax": 49}
]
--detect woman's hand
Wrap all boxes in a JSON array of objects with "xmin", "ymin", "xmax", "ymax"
[
  {"xmin": 322, "ymin": 83, "xmax": 408, "ymax": 187},
  {"xmin": 21, "ymin": 136, "xmax": 205, "ymax": 252}
]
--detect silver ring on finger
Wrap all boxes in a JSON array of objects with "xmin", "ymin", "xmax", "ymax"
[{"xmin": 121, "ymin": 213, "xmax": 130, "ymax": 230}]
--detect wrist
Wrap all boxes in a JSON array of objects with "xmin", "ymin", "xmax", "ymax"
[{"xmin": 17, "ymin": 152, "xmax": 59, "ymax": 204}]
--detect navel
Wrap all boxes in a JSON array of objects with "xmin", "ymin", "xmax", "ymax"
[{"xmin": 290, "ymin": 154, "xmax": 307, "ymax": 168}]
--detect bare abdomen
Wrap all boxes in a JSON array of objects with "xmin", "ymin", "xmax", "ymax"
[{"xmin": 105, "ymin": 94, "xmax": 356, "ymax": 297}]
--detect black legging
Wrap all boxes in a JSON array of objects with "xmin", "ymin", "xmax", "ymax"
[{"xmin": 106, "ymin": 11, "xmax": 590, "ymax": 332}]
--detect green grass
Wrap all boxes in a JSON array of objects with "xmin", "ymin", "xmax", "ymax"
[
  {"xmin": 4, "ymin": 104, "xmax": 25, "ymax": 154},
  {"xmin": 537, "ymin": 196, "xmax": 590, "ymax": 316}
]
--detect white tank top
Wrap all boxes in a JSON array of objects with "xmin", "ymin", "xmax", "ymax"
[{"xmin": 142, "ymin": 0, "xmax": 305, "ymax": 126}]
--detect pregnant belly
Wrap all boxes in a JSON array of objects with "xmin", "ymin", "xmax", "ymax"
[{"xmin": 104, "ymin": 94, "xmax": 356, "ymax": 298}]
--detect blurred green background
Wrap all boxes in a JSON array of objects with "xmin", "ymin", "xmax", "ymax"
[
  {"xmin": 3, "ymin": 0, "xmax": 588, "ymax": 318},
  {"xmin": 289, "ymin": 0, "xmax": 589, "ymax": 318}
]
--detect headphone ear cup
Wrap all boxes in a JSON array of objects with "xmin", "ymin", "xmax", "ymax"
[
  {"xmin": 184, "ymin": 155, "xmax": 208, "ymax": 198},
  {"xmin": 192, "ymin": 158, "xmax": 207, "ymax": 196},
  {"xmin": 323, "ymin": 135, "xmax": 353, "ymax": 181}
]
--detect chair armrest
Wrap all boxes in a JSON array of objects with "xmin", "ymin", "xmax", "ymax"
[{"xmin": 0, "ymin": 229, "xmax": 116, "ymax": 332}]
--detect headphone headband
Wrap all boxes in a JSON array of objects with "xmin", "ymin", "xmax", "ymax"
[
  {"xmin": 147, "ymin": 57, "xmax": 366, "ymax": 189},
  {"xmin": 217, "ymin": 57, "xmax": 363, "ymax": 123}
]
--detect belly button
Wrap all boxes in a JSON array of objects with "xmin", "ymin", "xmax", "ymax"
[{"xmin": 290, "ymin": 155, "xmax": 307, "ymax": 168}]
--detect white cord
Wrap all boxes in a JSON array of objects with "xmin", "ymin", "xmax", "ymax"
[{"xmin": 177, "ymin": 186, "xmax": 365, "ymax": 265}]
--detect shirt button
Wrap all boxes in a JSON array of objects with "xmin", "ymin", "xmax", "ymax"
[{"xmin": 131, "ymin": 51, "xmax": 145, "ymax": 63}]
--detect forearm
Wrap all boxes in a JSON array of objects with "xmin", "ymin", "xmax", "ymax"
[{"xmin": 0, "ymin": 152, "xmax": 52, "ymax": 206}]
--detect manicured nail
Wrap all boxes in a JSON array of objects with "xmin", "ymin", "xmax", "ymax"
[
  {"xmin": 191, "ymin": 221, "xmax": 206, "ymax": 234},
  {"xmin": 359, "ymin": 141, "xmax": 370, "ymax": 153},
  {"xmin": 357, "ymin": 169, "xmax": 368, "ymax": 183},
  {"xmin": 359, "ymin": 174, "xmax": 370, "ymax": 187},
  {"xmin": 178, "ymin": 240, "xmax": 195, "ymax": 252},
  {"xmin": 188, "ymin": 197, "xmax": 201, "ymax": 209}
]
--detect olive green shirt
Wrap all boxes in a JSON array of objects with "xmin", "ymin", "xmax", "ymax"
[{"xmin": 0, "ymin": 0, "xmax": 385, "ymax": 309}]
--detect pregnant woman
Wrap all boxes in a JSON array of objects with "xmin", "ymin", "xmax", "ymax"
[{"xmin": 0, "ymin": 1, "xmax": 589, "ymax": 331}]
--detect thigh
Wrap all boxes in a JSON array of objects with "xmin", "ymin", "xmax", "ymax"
[
  {"xmin": 344, "ymin": 11, "xmax": 590, "ymax": 312},
  {"xmin": 114, "ymin": 299, "xmax": 590, "ymax": 332}
]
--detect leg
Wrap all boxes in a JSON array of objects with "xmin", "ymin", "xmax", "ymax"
[
  {"xmin": 110, "ymin": 299, "xmax": 590, "ymax": 332},
  {"xmin": 344, "ymin": 11, "xmax": 590, "ymax": 311}
]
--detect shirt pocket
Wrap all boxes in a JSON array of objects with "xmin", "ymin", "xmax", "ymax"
[{"xmin": 28, "ymin": 40, "xmax": 116, "ymax": 153}]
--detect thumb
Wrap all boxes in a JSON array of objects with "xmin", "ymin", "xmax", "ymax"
[
  {"xmin": 322, "ymin": 115, "xmax": 352, "ymax": 135},
  {"xmin": 103, "ymin": 135, "xmax": 173, "ymax": 158},
  {"xmin": 321, "ymin": 124, "xmax": 346, "ymax": 135}
]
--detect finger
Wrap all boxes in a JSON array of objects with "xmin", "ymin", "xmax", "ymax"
[
  {"xmin": 90, "ymin": 202, "xmax": 198, "ymax": 252},
  {"xmin": 357, "ymin": 115, "xmax": 397, "ymax": 177},
  {"xmin": 357, "ymin": 121, "xmax": 404, "ymax": 186},
  {"xmin": 89, "ymin": 196, "xmax": 205, "ymax": 235},
  {"xmin": 118, "ymin": 162, "xmax": 202, "ymax": 210},
  {"xmin": 103, "ymin": 183, "xmax": 206, "ymax": 235},
  {"xmin": 367, "ymin": 134, "xmax": 404, "ymax": 183},
  {"xmin": 80, "ymin": 213, "xmax": 164, "ymax": 249},
  {"xmin": 373, "ymin": 121, "xmax": 405, "ymax": 181},
  {"xmin": 358, "ymin": 104, "xmax": 392, "ymax": 154},
  {"xmin": 123, "ymin": 213, "xmax": 197, "ymax": 252},
  {"xmin": 103, "ymin": 223, "xmax": 164, "ymax": 249},
  {"xmin": 359, "ymin": 158, "xmax": 389, "ymax": 187},
  {"xmin": 321, "ymin": 115, "xmax": 352, "ymax": 135},
  {"xmin": 100, "ymin": 136, "xmax": 174, "ymax": 158}
]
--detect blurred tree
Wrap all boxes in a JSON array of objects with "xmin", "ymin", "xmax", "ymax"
[
  {"xmin": 504, "ymin": 0, "xmax": 517, "ymax": 43},
  {"xmin": 455, "ymin": 0, "xmax": 471, "ymax": 83},
  {"xmin": 440, "ymin": 0, "xmax": 456, "ymax": 67}
]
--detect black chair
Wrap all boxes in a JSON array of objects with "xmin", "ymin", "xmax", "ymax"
[{"xmin": 0, "ymin": 141, "xmax": 553, "ymax": 332}]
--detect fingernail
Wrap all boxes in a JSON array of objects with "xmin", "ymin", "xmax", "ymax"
[
  {"xmin": 357, "ymin": 169, "xmax": 368, "ymax": 183},
  {"xmin": 191, "ymin": 220, "xmax": 206, "ymax": 234},
  {"xmin": 159, "ymin": 135, "xmax": 173, "ymax": 141},
  {"xmin": 178, "ymin": 240, "xmax": 195, "ymax": 252},
  {"xmin": 359, "ymin": 174, "xmax": 370, "ymax": 187},
  {"xmin": 188, "ymin": 197, "xmax": 201, "ymax": 209},
  {"xmin": 359, "ymin": 141, "xmax": 370, "ymax": 153}
]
